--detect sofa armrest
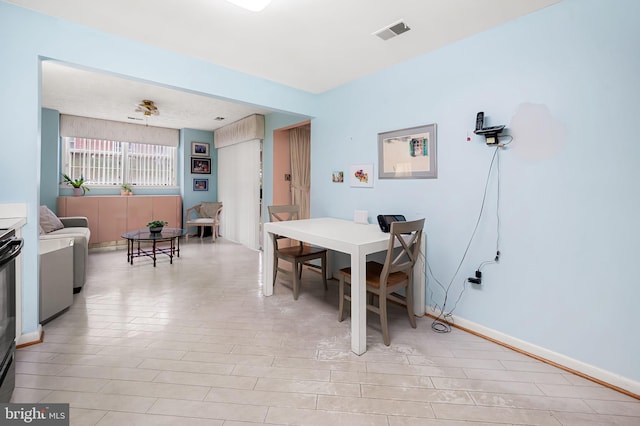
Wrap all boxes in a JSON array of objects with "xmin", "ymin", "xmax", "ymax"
[{"xmin": 59, "ymin": 216, "xmax": 89, "ymax": 228}]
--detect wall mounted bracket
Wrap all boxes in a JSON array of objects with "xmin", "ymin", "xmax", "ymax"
[{"xmin": 474, "ymin": 112, "xmax": 505, "ymax": 145}]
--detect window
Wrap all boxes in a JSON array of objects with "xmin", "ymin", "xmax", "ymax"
[{"xmin": 62, "ymin": 137, "xmax": 177, "ymax": 187}]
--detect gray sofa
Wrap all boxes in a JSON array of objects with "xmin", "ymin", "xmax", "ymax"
[{"xmin": 40, "ymin": 216, "xmax": 90, "ymax": 293}]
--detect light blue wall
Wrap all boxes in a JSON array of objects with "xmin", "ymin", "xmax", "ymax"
[
  {"xmin": 40, "ymin": 108, "xmax": 60, "ymax": 211},
  {"xmin": 312, "ymin": 0, "xmax": 640, "ymax": 382},
  {"xmin": 181, "ymin": 128, "xmax": 217, "ymax": 225},
  {"xmin": 0, "ymin": 0, "xmax": 315, "ymax": 339}
]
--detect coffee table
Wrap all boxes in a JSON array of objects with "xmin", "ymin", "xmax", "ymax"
[{"xmin": 122, "ymin": 228, "xmax": 185, "ymax": 267}]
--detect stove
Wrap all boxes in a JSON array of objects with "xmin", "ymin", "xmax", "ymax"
[{"xmin": 0, "ymin": 228, "xmax": 22, "ymax": 402}]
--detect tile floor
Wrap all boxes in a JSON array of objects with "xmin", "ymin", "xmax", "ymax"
[{"xmin": 12, "ymin": 238, "xmax": 640, "ymax": 425}]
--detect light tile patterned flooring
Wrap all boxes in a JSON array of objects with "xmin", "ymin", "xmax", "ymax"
[{"xmin": 13, "ymin": 239, "xmax": 640, "ymax": 425}]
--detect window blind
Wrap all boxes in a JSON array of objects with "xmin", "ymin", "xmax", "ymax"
[{"xmin": 217, "ymin": 139, "xmax": 262, "ymax": 250}]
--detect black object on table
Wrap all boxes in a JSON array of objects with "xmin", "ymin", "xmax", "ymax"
[{"xmin": 121, "ymin": 228, "xmax": 185, "ymax": 267}]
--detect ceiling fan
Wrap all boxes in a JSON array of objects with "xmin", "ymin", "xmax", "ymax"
[{"xmin": 135, "ymin": 99, "xmax": 159, "ymax": 116}]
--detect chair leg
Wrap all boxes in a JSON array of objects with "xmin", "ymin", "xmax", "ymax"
[
  {"xmin": 293, "ymin": 261, "xmax": 301, "ymax": 300},
  {"xmin": 367, "ymin": 292, "xmax": 374, "ymax": 307},
  {"xmin": 338, "ymin": 275, "xmax": 345, "ymax": 322},
  {"xmin": 272, "ymin": 257, "xmax": 279, "ymax": 287},
  {"xmin": 380, "ymin": 293, "xmax": 390, "ymax": 346},
  {"xmin": 321, "ymin": 252, "xmax": 328, "ymax": 291}
]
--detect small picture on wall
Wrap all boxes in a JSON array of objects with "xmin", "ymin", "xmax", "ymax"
[
  {"xmin": 191, "ymin": 157, "xmax": 211, "ymax": 174},
  {"xmin": 193, "ymin": 178, "xmax": 208, "ymax": 191},
  {"xmin": 350, "ymin": 164, "xmax": 374, "ymax": 188},
  {"xmin": 332, "ymin": 171, "xmax": 344, "ymax": 183},
  {"xmin": 191, "ymin": 141, "xmax": 210, "ymax": 157}
]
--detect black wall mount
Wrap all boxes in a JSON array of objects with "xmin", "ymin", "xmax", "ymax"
[{"xmin": 474, "ymin": 112, "xmax": 505, "ymax": 145}]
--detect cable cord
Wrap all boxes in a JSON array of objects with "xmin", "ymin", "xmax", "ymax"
[{"xmin": 429, "ymin": 146, "xmax": 501, "ymax": 333}]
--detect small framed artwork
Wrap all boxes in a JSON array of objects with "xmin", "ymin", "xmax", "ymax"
[
  {"xmin": 191, "ymin": 141, "xmax": 210, "ymax": 157},
  {"xmin": 350, "ymin": 164, "xmax": 374, "ymax": 188},
  {"xmin": 191, "ymin": 157, "xmax": 211, "ymax": 174},
  {"xmin": 193, "ymin": 178, "xmax": 208, "ymax": 191},
  {"xmin": 378, "ymin": 123, "xmax": 437, "ymax": 179},
  {"xmin": 332, "ymin": 171, "xmax": 344, "ymax": 183}
]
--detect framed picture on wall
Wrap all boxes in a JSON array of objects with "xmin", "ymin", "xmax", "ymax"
[
  {"xmin": 193, "ymin": 178, "xmax": 208, "ymax": 191},
  {"xmin": 349, "ymin": 164, "xmax": 374, "ymax": 188},
  {"xmin": 191, "ymin": 157, "xmax": 211, "ymax": 174},
  {"xmin": 191, "ymin": 141, "xmax": 210, "ymax": 157},
  {"xmin": 378, "ymin": 123, "xmax": 437, "ymax": 179}
]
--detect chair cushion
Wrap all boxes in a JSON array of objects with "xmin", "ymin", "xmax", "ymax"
[
  {"xmin": 39, "ymin": 205, "xmax": 64, "ymax": 233},
  {"xmin": 191, "ymin": 218, "xmax": 215, "ymax": 224},
  {"xmin": 339, "ymin": 261, "xmax": 408, "ymax": 288}
]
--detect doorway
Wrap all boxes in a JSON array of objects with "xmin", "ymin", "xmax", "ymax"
[{"xmin": 272, "ymin": 120, "xmax": 312, "ymax": 217}]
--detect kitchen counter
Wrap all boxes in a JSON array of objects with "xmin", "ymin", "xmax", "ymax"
[{"xmin": 0, "ymin": 217, "xmax": 27, "ymax": 230}]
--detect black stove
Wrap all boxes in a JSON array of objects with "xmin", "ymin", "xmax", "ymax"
[{"xmin": 0, "ymin": 228, "xmax": 22, "ymax": 402}]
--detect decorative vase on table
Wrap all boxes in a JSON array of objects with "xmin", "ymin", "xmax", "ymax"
[
  {"xmin": 72, "ymin": 187, "xmax": 83, "ymax": 197},
  {"xmin": 149, "ymin": 227, "xmax": 163, "ymax": 234}
]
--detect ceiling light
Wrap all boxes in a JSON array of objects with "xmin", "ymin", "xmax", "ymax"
[
  {"xmin": 225, "ymin": 0, "xmax": 272, "ymax": 12},
  {"xmin": 135, "ymin": 100, "xmax": 159, "ymax": 116}
]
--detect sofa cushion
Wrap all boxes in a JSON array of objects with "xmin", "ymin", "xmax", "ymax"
[
  {"xmin": 40, "ymin": 205, "xmax": 64, "ymax": 233},
  {"xmin": 46, "ymin": 226, "xmax": 91, "ymax": 241}
]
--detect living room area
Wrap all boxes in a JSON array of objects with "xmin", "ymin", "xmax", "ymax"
[{"xmin": 3, "ymin": 0, "xmax": 640, "ymax": 422}]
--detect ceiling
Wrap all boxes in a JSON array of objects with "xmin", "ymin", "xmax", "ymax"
[
  {"xmin": 41, "ymin": 61, "xmax": 271, "ymax": 131},
  {"xmin": 10, "ymin": 0, "xmax": 560, "ymax": 131}
]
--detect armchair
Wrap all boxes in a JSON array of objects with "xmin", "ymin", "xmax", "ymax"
[{"xmin": 185, "ymin": 202, "xmax": 222, "ymax": 242}]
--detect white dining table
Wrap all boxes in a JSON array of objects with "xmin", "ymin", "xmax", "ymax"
[{"xmin": 263, "ymin": 217, "xmax": 425, "ymax": 355}]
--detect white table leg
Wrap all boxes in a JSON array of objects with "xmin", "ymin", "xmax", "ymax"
[
  {"xmin": 263, "ymin": 230, "xmax": 274, "ymax": 296},
  {"xmin": 350, "ymin": 249, "xmax": 367, "ymax": 355}
]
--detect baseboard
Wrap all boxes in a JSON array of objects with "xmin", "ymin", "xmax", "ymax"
[
  {"xmin": 425, "ymin": 307, "xmax": 640, "ymax": 399},
  {"xmin": 16, "ymin": 325, "xmax": 44, "ymax": 348}
]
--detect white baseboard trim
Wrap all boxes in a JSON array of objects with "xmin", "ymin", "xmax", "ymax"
[
  {"xmin": 425, "ymin": 307, "xmax": 640, "ymax": 398},
  {"xmin": 16, "ymin": 325, "xmax": 43, "ymax": 347}
]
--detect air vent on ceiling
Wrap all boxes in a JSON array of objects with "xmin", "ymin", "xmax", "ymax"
[{"xmin": 373, "ymin": 20, "xmax": 411, "ymax": 41}]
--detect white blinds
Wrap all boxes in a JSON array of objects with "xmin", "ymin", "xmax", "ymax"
[
  {"xmin": 217, "ymin": 139, "xmax": 261, "ymax": 250},
  {"xmin": 60, "ymin": 114, "xmax": 179, "ymax": 147},
  {"xmin": 63, "ymin": 137, "xmax": 177, "ymax": 186}
]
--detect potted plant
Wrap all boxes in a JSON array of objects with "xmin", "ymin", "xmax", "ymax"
[
  {"xmin": 147, "ymin": 220, "xmax": 168, "ymax": 233},
  {"xmin": 121, "ymin": 183, "xmax": 133, "ymax": 196},
  {"xmin": 62, "ymin": 174, "xmax": 90, "ymax": 196}
]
